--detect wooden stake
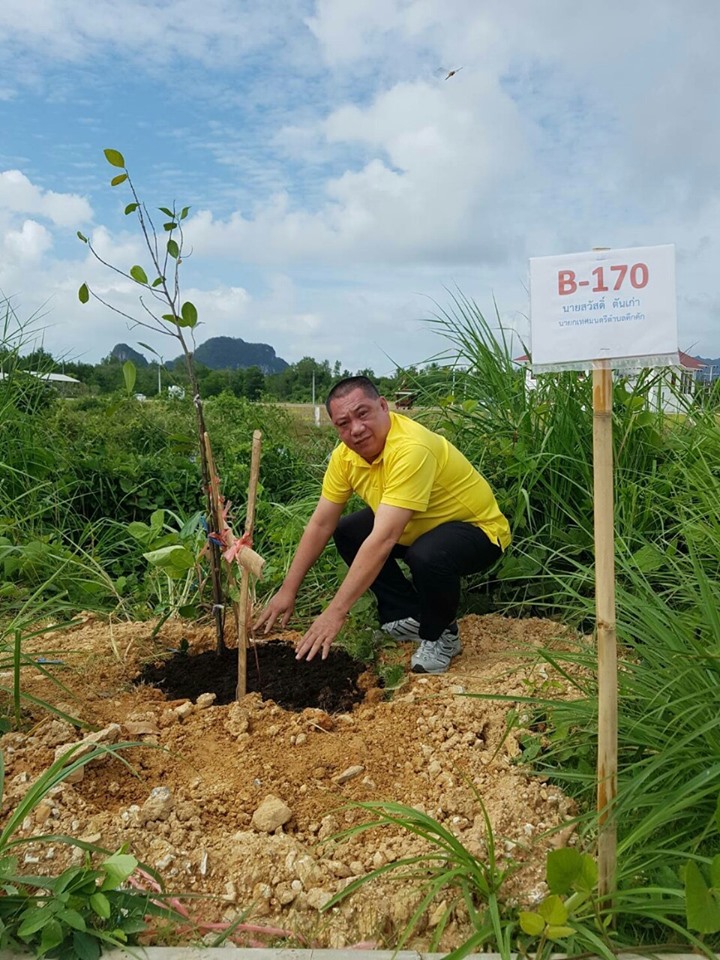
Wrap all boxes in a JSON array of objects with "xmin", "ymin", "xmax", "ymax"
[
  {"xmin": 593, "ymin": 360, "xmax": 618, "ymax": 902},
  {"xmin": 237, "ymin": 430, "xmax": 263, "ymax": 699}
]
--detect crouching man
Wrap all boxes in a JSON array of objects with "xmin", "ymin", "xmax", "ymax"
[{"xmin": 255, "ymin": 377, "xmax": 511, "ymax": 674}]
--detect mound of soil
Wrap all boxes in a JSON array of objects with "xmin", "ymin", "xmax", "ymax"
[
  {"xmin": 137, "ymin": 641, "xmax": 366, "ymax": 713},
  {"xmin": 1, "ymin": 613, "xmax": 583, "ymax": 951}
]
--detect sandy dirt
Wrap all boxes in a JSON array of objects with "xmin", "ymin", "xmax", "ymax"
[{"xmin": 1, "ymin": 613, "xmax": 583, "ymax": 951}]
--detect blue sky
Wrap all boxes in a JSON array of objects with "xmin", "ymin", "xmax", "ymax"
[{"xmin": 2, "ymin": 0, "xmax": 719, "ymax": 373}]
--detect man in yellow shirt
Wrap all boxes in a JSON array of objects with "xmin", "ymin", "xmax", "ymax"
[{"xmin": 255, "ymin": 377, "xmax": 510, "ymax": 674}]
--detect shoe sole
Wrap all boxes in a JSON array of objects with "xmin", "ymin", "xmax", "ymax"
[{"xmin": 410, "ymin": 645, "xmax": 462, "ymax": 674}]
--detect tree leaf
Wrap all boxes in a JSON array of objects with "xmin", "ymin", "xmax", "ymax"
[
  {"xmin": 180, "ymin": 206, "xmax": 190, "ymax": 219},
  {"xmin": 89, "ymin": 892, "xmax": 111, "ymax": 919},
  {"xmin": 100, "ymin": 853, "xmax": 138, "ymax": 891},
  {"xmin": 152, "ymin": 276, "xmax": 165, "ymax": 287},
  {"xmin": 546, "ymin": 924, "xmax": 574, "ymax": 940},
  {"xmin": 163, "ymin": 221, "xmax": 177, "ymax": 231},
  {"xmin": 124, "ymin": 202, "xmax": 139, "ymax": 215},
  {"xmin": 538, "ymin": 894, "xmax": 568, "ymax": 925},
  {"xmin": 161, "ymin": 313, "xmax": 178, "ymax": 325},
  {"xmin": 167, "ymin": 238, "xmax": 180, "ymax": 259},
  {"xmin": 78, "ymin": 283, "xmax": 90, "ymax": 304},
  {"xmin": 110, "ymin": 173, "xmax": 128, "ymax": 187},
  {"xmin": 58, "ymin": 908, "xmax": 87, "ymax": 931},
  {"xmin": 129, "ymin": 265, "xmax": 148, "ymax": 285},
  {"xmin": 547, "ymin": 848, "xmax": 582, "ymax": 894},
  {"xmin": 77, "ymin": 231, "xmax": 88, "ymax": 243},
  {"xmin": 104, "ymin": 148, "xmax": 126, "ymax": 168},
  {"xmin": 179, "ymin": 301, "xmax": 198, "ymax": 328},
  {"xmin": 122, "ymin": 361, "xmax": 137, "ymax": 395},
  {"xmin": 519, "ymin": 911, "xmax": 545, "ymax": 936},
  {"xmin": 159, "ymin": 206, "xmax": 175, "ymax": 217},
  {"xmin": 142, "ymin": 545, "xmax": 195, "ymax": 578},
  {"xmin": 40, "ymin": 918, "xmax": 64, "ymax": 953}
]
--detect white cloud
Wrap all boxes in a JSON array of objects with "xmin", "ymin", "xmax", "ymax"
[
  {"xmin": 3, "ymin": 219, "xmax": 52, "ymax": 261},
  {"xmin": 0, "ymin": 170, "xmax": 92, "ymax": 226}
]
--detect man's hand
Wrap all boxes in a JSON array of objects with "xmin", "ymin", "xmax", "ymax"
[
  {"xmin": 254, "ymin": 587, "xmax": 296, "ymax": 634},
  {"xmin": 295, "ymin": 607, "xmax": 347, "ymax": 661}
]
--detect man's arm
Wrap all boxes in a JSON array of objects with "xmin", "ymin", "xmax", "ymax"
[
  {"xmin": 254, "ymin": 496, "xmax": 346, "ymax": 634},
  {"xmin": 295, "ymin": 503, "xmax": 413, "ymax": 661}
]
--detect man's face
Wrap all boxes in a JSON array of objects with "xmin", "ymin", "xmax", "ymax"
[{"xmin": 328, "ymin": 387, "xmax": 391, "ymax": 462}]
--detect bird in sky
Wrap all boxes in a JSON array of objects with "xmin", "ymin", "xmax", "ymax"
[{"xmin": 443, "ymin": 67, "xmax": 463, "ymax": 80}]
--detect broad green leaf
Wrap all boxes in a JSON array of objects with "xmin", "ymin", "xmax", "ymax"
[
  {"xmin": 577, "ymin": 853, "xmax": 598, "ymax": 892},
  {"xmin": 180, "ymin": 206, "xmax": 190, "ymax": 219},
  {"xmin": 40, "ymin": 918, "xmax": 64, "ymax": 952},
  {"xmin": 167, "ymin": 238, "xmax": 180, "ymax": 259},
  {"xmin": 77, "ymin": 231, "xmax": 88, "ymax": 243},
  {"xmin": 179, "ymin": 301, "xmax": 198, "ymax": 328},
  {"xmin": 123, "ymin": 361, "xmax": 137, "ymax": 395},
  {"xmin": 178, "ymin": 603, "xmax": 198, "ymax": 619},
  {"xmin": 161, "ymin": 313, "xmax": 178, "ymax": 325},
  {"xmin": 73, "ymin": 930, "xmax": 102, "ymax": 960},
  {"xmin": 127, "ymin": 521, "xmax": 153, "ymax": 543},
  {"xmin": 110, "ymin": 173, "xmax": 128, "ymax": 187},
  {"xmin": 538, "ymin": 894, "xmax": 568, "ymax": 925},
  {"xmin": 100, "ymin": 852, "xmax": 138, "ymax": 891},
  {"xmin": 547, "ymin": 848, "xmax": 582, "ymax": 894},
  {"xmin": 546, "ymin": 924, "xmax": 574, "ymax": 940},
  {"xmin": 685, "ymin": 860, "xmax": 720, "ymax": 933},
  {"xmin": 129, "ymin": 265, "xmax": 148, "ymax": 285},
  {"xmin": 104, "ymin": 148, "xmax": 126, "ymax": 168},
  {"xmin": 89, "ymin": 892, "xmax": 111, "ymax": 919},
  {"xmin": 124, "ymin": 202, "xmax": 139, "ymax": 215},
  {"xmin": 631, "ymin": 543, "xmax": 666, "ymax": 574},
  {"xmin": 715, "ymin": 792, "xmax": 720, "ymax": 833},
  {"xmin": 143, "ymin": 545, "xmax": 195, "ymax": 578},
  {"xmin": 151, "ymin": 276, "xmax": 165, "ymax": 288},
  {"xmin": 18, "ymin": 905, "xmax": 57, "ymax": 936},
  {"xmin": 518, "ymin": 911, "xmax": 545, "ymax": 936},
  {"xmin": 150, "ymin": 509, "xmax": 165, "ymax": 533},
  {"xmin": 711, "ymin": 853, "xmax": 720, "ymax": 889},
  {"xmin": 163, "ymin": 221, "xmax": 177, "ymax": 231},
  {"xmin": 159, "ymin": 206, "xmax": 174, "ymax": 217},
  {"xmin": 58, "ymin": 908, "xmax": 86, "ymax": 931},
  {"xmin": 78, "ymin": 283, "xmax": 89, "ymax": 304}
]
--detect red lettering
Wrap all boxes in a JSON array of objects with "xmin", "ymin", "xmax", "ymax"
[
  {"xmin": 631, "ymin": 262, "xmax": 649, "ymax": 288},
  {"xmin": 558, "ymin": 270, "xmax": 577, "ymax": 295},
  {"xmin": 610, "ymin": 264, "xmax": 628, "ymax": 290},
  {"xmin": 592, "ymin": 266, "xmax": 609, "ymax": 292}
]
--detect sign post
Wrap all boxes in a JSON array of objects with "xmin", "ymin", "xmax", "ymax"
[{"xmin": 529, "ymin": 244, "xmax": 678, "ymax": 901}]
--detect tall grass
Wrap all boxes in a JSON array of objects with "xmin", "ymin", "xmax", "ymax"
[{"xmin": 425, "ymin": 293, "xmax": 720, "ymax": 941}]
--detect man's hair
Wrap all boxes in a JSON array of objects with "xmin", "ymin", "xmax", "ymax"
[{"xmin": 325, "ymin": 376, "xmax": 380, "ymax": 415}]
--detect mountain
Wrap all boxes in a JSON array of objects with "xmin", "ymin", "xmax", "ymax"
[
  {"xmin": 171, "ymin": 336, "xmax": 289, "ymax": 374},
  {"xmin": 692, "ymin": 356, "xmax": 720, "ymax": 381},
  {"xmin": 109, "ymin": 337, "xmax": 289, "ymax": 374},
  {"xmin": 110, "ymin": 343, "xmax": 149, "ymax": 367}
]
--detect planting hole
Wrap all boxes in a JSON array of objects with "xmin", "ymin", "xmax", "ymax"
[{"xmin": 136, "ymin": 640, "xmax": 368, "ymax": 713}]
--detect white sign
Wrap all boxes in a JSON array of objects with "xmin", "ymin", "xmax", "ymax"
[{"xmin": 529, "ymin": 244, "xmax": 678, "ymax": 373}]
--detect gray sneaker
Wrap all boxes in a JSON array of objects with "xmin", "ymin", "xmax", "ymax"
[
  {"xmin": 411, "ymin": 627, "xmax": 462, "ymax": 674},
  {"xmin": 381, "ymin": 617, "xmax": 421, "ymax": 643}
]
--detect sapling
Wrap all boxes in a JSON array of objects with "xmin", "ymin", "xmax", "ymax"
[{"xmin": 77, "ymin": 150, "xmax": 226, "ymax": 652}]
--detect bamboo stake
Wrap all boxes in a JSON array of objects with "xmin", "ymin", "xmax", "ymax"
[
  {"xmin": 237, "ymin": 430, "xmax": 263, "ymax": 699},
  {"xmin": 593, "ymin": 359, "xmax": 618, "ymax": 903}
]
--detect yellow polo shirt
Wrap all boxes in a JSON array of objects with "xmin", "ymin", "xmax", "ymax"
[{"xmin": 321, "ymin": 412, "xmax": 511, "ymax": 549}]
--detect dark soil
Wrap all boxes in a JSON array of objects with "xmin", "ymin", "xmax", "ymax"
[{"xmin": 136, "ymin": 639, "xmax": 368, "ymax": 713}]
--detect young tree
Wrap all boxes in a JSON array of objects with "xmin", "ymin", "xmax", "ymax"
[{"xmin": 77, "ymin": 149, "xmax": 227, "ymax": 651}]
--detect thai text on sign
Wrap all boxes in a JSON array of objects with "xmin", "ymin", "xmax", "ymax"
[{"xmin": 529, "ymin": 244, "xmax": 678, "ymax": 373}]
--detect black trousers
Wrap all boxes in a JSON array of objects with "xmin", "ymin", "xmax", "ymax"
[{"xmin": 333, "ymin": 507, "xmax": 502, "ymax": 642}]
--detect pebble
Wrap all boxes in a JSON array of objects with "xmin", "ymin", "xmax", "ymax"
[
  {"xmin": 333, "ymin": 764, "xmax": 365, "ymax": 784},
  {"xmin": 251, "ymin": 795, "xmax": 292, "ymax": 832}
]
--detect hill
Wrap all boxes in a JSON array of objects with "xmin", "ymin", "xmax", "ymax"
[
  {"xmin": 110, "ymin": 343, "xmax": 149, "ymax": 367},
  {"xmin": 109, "ymin": 337, "xmax": 289, "ymax": 374},
  {"xmin": 184, "ymin": 336, "xmax": 288, "ymax": 374},
  {"xmin": 693, "ymin": 355, "xmax": 720, "ymax": 381}
]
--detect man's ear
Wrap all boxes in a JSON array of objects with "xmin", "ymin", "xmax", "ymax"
[{"xmin": 379, "ymin": 396, "xmax": 389, "ymax": 412}]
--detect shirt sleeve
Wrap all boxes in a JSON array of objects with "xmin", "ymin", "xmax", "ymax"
[
  {"xmin": 381, "ymin": 445, "xmax": 437, "ymax": 512},
  {"xmin": 321, "ymin": 447, "xmax": 353, "ymax": 505}
]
